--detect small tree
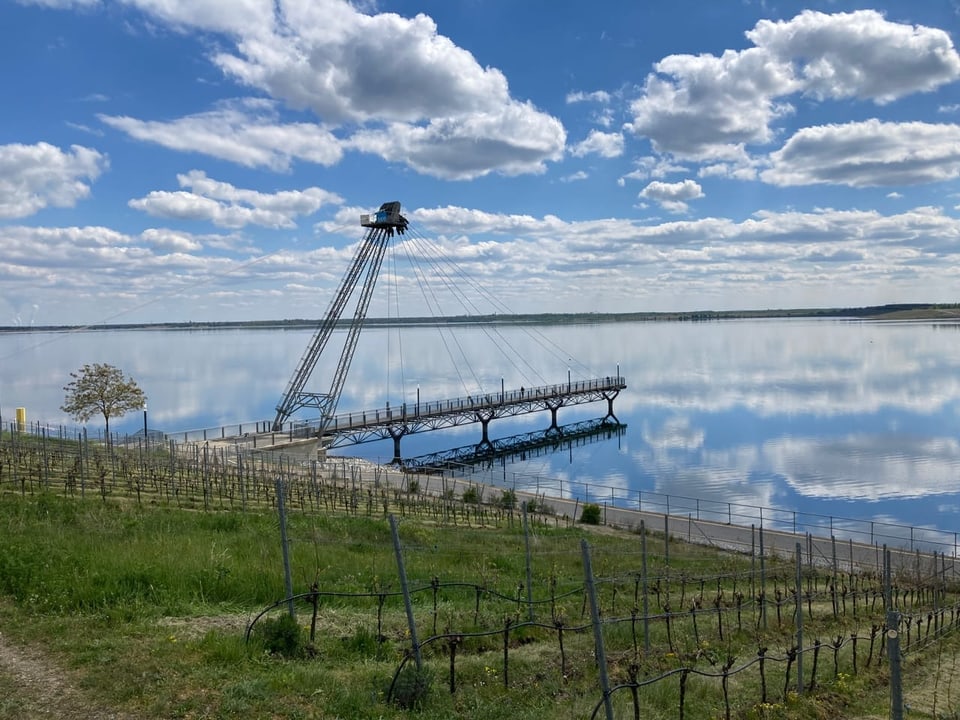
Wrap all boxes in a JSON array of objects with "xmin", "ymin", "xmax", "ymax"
[{"xmin": 61, "ymin": 363, "xmax": 146, "ymax": 437}]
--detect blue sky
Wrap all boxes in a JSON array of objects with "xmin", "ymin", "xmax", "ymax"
[{"xmin": 3, "ymin": 0, "xmax": 960, "ymax": 324}]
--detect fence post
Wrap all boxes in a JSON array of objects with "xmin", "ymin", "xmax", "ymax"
[
  {"xmin": 275, "ymin": 477, "xmax": 295, "ymax": 620},
  {"xmin": 523, "ymin": 501, "xmax": 534, "ymax": 622},
  {"xmin": 664, "ymin": 514, "xmax": 670, "ymax": 565},
  {"xmin": 796, "ymin": 542, "xmax": 803, "ymax": 696},
  {"xmin": 831, "ymin": 535, "xmax": 838, "ymax": 618},
  {"xmin": 581, "ymin": 539, "xmax": 613, "ymax": 720},
  {"xmin": 885, "ymin": 547, "xmax": 904, "ymax": 720},
  {"xmin": 390, "ymin": 514, "xmax": 422, "ymax": 670},
  {"xmin": 751, "ymin": 524, "xmax": 756, "ymax": 627},
  {"xmin": 641, "ymin": 520, "xmax": 650, "ymax": 654},
  {"xmin": 759, "ymin": 525, "xmax": 767, "ymax": 630}
]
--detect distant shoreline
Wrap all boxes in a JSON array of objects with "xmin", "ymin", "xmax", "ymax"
[{"xmin": 2, "ymin": 302, "xmax": 959, "ymax": 333}]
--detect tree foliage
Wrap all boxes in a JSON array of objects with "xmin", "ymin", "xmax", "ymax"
[{"xmin": 61, "ymin": 363, "xmax": 146, "ymax": 436}]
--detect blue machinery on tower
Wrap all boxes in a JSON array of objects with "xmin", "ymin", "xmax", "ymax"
[{"xmin": 271, "ymin": 201, "xmax": 626, "ymax": 461}]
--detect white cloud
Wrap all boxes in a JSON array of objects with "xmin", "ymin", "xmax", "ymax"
[
  {"xmin": 560, "ymin": 171, "xmax": 589, "ymax": 183},
  {"xmin": 628, "ymin": 47, "xmax": 796, "ymax": 159},
  {"xmin": 748, "ymin": 10, "xmax": 960, "ymax": 104},
  {"xmin": 100, "ymin": 99, "xmax": 343, "ymax": 171},
  {"xmin": 8, "ymin": 204, "xmax": 960, "ymax": 321},
  {"xmin": 570, "ymin": 130, "xmax": 623, "ymax": 158},
  {"xmin": 619, "ymin": 156, "xmax": 688, "ymax": 184},
  {"xmin": 345, "ymin": 102, "xmax": 565, "ymax": 180},
  {"xmin": 212, "ymin": 3, "xmax": 511, "ymax": 125},
  {"xmin": 120, "ymin": 0, "xmax": 273, "ymax": 35},
  {"xmin": 140, "ymin": 228, "xmax": 203, "ymax": 252},
  {"xmin": 639, "ymin": 179, "xmax": 704, "ymax": 213},
  {"xmin": 0, "ymin": 142, "xmax": 107, "ymax": 219},
  {"xmin": 627, "ymin": 10, "xmax": 960, "ymax": 162},
  {"xmin": 888, "ymin": 192, "xmax": 903, "ymax": 199},
  {"xmin": 98, "ymin": 1, "xmax": 566, "ymax": 180},
  {"xmin": 129, "ymin": 170, "xmax": 343, "ymax": 229},
  {"xmin": 763, "ymin": 120, "xmax": 960, "ymax": 187},
  {"xmin": 566, "ymin": 90, "xmax": 611, "ymax": 104},
  {"xmin": 698, "ymin": 163, "xmax": 758, "ymax": 181}
]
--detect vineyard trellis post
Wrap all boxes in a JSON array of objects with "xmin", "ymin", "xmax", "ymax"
[
  {"xmin": 885, "ymin": 546, "xmax": 904, "ymax": 720},
  {"xmin": 275, "ymin": 477, "xmax": 295, "ymax": 620},
  {"xmin": 795, "ymin": 542, "xmax": 803, "ymax": 696},
  {"xmin": 522, "ymin": 501, "xmax": 534, "ymax": 622},
  {"xmin": 760, "ymin": 525, "xmax": 767, "ymax": 629},
  {"xmin": 664, "ymin": 514, "xmax": 669, "ymax": 564},
  {"xmin": 581, "ymin": 539, "xmax": 613, "ymax": 720},
  {"xmin": 641, "ymin": 519, "xmax": 650, "ymax": 654},
  {"xmin": 390, "ymin": 513, "xmax": 422, "ymax": 670}
]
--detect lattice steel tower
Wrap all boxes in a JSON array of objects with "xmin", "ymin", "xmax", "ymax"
[{"xmin": 272, "ymin": 201, "xmax": 408, "ymax": 432}]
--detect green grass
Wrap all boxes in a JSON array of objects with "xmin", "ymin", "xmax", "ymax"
[{"xmin": 0, "ymin": 456, "xmax": 958, "ymax": 718}]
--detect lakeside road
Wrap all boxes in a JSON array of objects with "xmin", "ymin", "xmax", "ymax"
[{"xmin": 403, "ymin": 470, "xmax": 957, "ymax": 583}]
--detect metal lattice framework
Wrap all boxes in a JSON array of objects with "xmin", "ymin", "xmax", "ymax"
[
  {"xmin": 282, "ymin": 376, "xmax": 626, "ymax": 462},
  {"xmin": 272, "ymin": 202, "xmax": 407, "ymax": 431}
]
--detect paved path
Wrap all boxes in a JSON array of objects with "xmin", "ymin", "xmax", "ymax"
[{"xmin": 411, "ymin": 472, "xmax": 957, "ymax": 583}]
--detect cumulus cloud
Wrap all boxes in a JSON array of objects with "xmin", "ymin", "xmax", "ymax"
[
  {"xmin": 570, "ymin": 130, "xmax": 624, "ymax": 158},
  {"xmin": 618, "ymin": 156, "xmax": 688, "ymax": 186},
  {"xmin": 129, "ymin": 170, "xmax": 343, "ymax": 228},
  {"xmin": 100, "ymin": 99, "xmax": 343, "ymax": 171},
  {"xmin": 345, "ymin": 103, "xmax": 565, "ymax": 180},
  {"xmin": 628, "ymin": 10, "xmax": 960, "ymax": 162},
  {"xmin": 0, "ymin": 142, "xmax": 107, "ymax": 219},
  {"xmin": 213, "ymin": 4, "xmax": 512, "ymax": 125},
  {"xmin": 763, "ymin": 120, "xmax": 960, "ymax": 187},
  {"xmin": 639, "ymin": 179, "xmax": 704, "ymax": 213},
  {"xmin": 748, "ymin": 10, "xmax": 960, "ymax": 104},
  {"xmin": 566, "ymin": 90, "xmax": 612, "ymax": 104},
  {"xmin": 140, "ymin": 228, "xmax": 203, "ymax": 252},
  {"xmin": 8, "ymin": 203, "xmax": 960, "ymax": 321},
  {"xmin": 628, "ymin": 47, "xmax": 796, "ymax": 159},
  {"xmin": 95, "ymin": 1, "xmax": 565, "ymax": 179}
]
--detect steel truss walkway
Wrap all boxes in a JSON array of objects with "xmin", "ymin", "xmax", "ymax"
[
  {"xmin": 402, "ymin": 417, "xmax": 627, "ymax": 473},
  {"xmin": 291, "ymin": 375, "xmax": 626, "ymax": 462}
]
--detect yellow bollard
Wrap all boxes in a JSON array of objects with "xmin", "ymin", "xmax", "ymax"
[{"xmin": 15, "ymin": 407, "xmax": 26, "ymax": 432}]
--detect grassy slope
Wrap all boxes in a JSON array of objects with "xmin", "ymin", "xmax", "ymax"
[{"xmin": 2, "ymin": 489, "xmax": 958, "ymax": 719}]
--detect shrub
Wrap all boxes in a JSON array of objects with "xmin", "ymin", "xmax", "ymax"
[
  {"xmin": 406, "ymin": 479, "xmax": 420, "ymax": 495},
  {"xmin": 500, "ymin": 489, "xmax": 517, "ymax": 509},
  {"xmin": 580, "ymin": 503, "xmax": 602, "ymax": 525},
  {"xmin": 388, "ymin": 665, "xmax": 432, "ymax": 710},
  {"xmin": 254, "ymin": 613, "xmax": 302, "ymax": 657},
  {"xmin": 462, "ymin": 486, "xmax": 480, "ymax": 504}
]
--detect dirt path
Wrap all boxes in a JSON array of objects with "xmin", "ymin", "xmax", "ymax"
[{"xmin": 0, "ymin": 628, "xmax": 130, "ymax": 720}]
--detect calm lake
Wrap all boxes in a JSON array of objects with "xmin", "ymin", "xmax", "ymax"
[{"xmin": 3, "ymin": 318, "xmax": 959, "ymax": 547}]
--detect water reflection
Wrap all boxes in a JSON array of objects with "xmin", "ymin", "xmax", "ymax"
[{"xmin": 2, "ymin": 319, "xmax": 959, "ymax": 536}]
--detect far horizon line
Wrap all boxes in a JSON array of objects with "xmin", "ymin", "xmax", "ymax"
[{"xmin": 1, "ymin": 302, "xmax": 959, "ymax": 333}]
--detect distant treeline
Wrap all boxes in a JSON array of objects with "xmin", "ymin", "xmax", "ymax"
[{"xmin": 2, "ymin": 302, "xmax": 959, "ymax": 333}]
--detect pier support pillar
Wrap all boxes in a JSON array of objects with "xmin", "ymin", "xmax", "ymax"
[
  {"xmin": 603, "ymin": 391, "xmax": 621, "ymax": 422},
  {"xmin": 546, "ymin": 402, "xmax": 562, "ymax": 430},
  {"xmin": 389, "ymin": 428, "xmax": 407, "ymax": 465},
  {"xmin": 476, "ymin": 412, "xmax": 493, "ymax": 447}
]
